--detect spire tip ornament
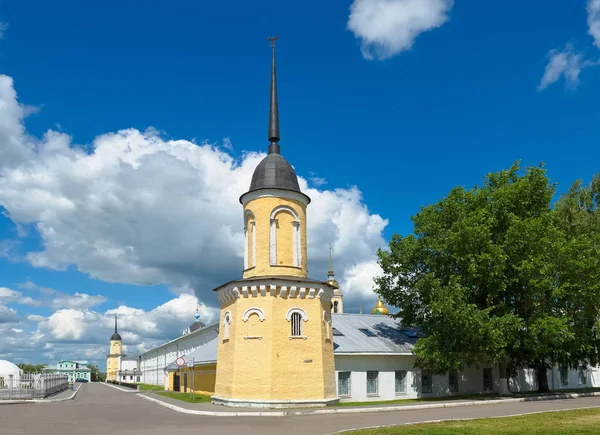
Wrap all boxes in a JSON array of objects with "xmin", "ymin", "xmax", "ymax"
[{"xmin": 268, "ymin": 36, "xmax": 280, "ymax": 154}]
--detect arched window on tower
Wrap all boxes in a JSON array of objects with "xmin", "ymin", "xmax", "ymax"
[
  {"xmin": 333, "ymin": 301, "xmax": 339, "ymax": 313},
  {"xmin": 286, "ymin": 308, "xmax": 308, "ymax": 339},
  {"xmin": 270, "ymin": 206, "xmax": 301, "ymax": 268},
  {"xmin": 222, "ymin": 311, "xmax": 232, "ymax": 341},
  {"xmin": 291, "ymin": 312, "xmax": 302, "ymax": 336},
  {"xmin": 244, "ymin": 211, "xmax": 256, "ymax": 270},
  {"xmin": 323, "ymin": 311, "xmax": 332, "ymax": 341}
]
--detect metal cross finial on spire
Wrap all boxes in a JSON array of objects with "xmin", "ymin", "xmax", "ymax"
[
  {"xmin": 328, "ymin": 244, "xmax": 335, "ymax": 278},
  {"xmin": 267, "ymin": 36, "xmax": 280, "ymax": 154}
]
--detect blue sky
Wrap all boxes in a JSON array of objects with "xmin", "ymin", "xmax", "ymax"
[{"xmin": 0, "ymin": 0, "xmax": 599, "ymax": 366}]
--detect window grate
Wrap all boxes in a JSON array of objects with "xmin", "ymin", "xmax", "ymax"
[
  {"xmin": 367, "ymin": 371, "xmax": 379, "ymax": 395},
  {"xmin": 291, "ymin": 312, "xmax": 302, "ymax": 337}
]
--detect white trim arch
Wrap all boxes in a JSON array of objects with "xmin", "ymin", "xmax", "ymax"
[
  {"xmin": 323, "ymin": 311, "xmax": 332, "ymax": 340},
  {"xmin": 222, "ymin": 311, "xmax": 232, "ymax": 341},
  {"xmin": 242, "ymin": 308, "xmax": 265, "ymax": 322},
  {"xmin": 269, "ymin": 206, "xmax": 301, "ymax": 267},
  {"xmin": 286, "ymin": 307, "xmax": 308, "ymax": 322},
  {"xmin": 244, "ymin": 210, "xmax": 256, "ymax": 269}
]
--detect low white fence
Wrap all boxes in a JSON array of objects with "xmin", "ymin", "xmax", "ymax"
[{"xmin": 0, "ymin": 373, "xmax": 69, "ymax": 400}]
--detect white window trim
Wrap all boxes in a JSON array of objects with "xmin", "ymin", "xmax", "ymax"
[
  {"xmin": 270, "ymin": 218, "xmax": 277, "ymax": 266},
  {"xmin": 286, "ymin": 308, "xmax": 308, "ymax": 322},
  {"xmin": 323, "ymin": 310, "xmax": 332, "ymax": 340},
  {"xmin": 367, "ymin": 371, "xmax": 379, "ymax": 396},
  {"xmin": 244, "ymin": 210, "xmax": 255, "ymax": 270},
  {"xmin": 222, "ymin": 311, "xmax": 232, "ymax": 341},
  {"xmin": 242, "ymin": 308, "xmax": 265, "ymax": 322},
  {"xmin": 395, "ymin": 370, "xmax": 407, "ymax": 395},
  {"xmin": 338, "ymin": 371, "xmax": 351, "ymax": 397},
  {"xmin": 251, "ymin": 221, "xmax": 256, "ymax": 268},
  {"xmin": 269, "ymin": 206, "xmax": 301, "ymax": 267}
]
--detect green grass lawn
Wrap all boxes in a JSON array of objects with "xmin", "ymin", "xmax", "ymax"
[
  {"xmin": 336, "ymin": 387, "xmax": 600, "ymax": 407},
  {"xmin": 348, "ymin": 408, "xmax": 600, "ymax": 434},
  {"xmin": 156, "ymin": 391, "xmax": 212, "ymax": 403},
  {"xmin": 137, "ymin": 383, "xmax": 165, "ymax": 391}
]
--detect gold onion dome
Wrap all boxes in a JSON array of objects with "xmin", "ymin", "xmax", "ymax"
[{"xmin": 371, "ymin": 298, "xmax": 389, "ymax": 315}]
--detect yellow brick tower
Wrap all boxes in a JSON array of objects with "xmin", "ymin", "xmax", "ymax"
[
  {"xmin": 212, "ymin": 37, "xmax": 338, "ymax": 408},
  {"xmin": 106, "ymin": 314, "xmax": 122, "ymax": 381}
]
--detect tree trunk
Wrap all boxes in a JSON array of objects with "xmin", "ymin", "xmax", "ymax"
[{"xmin": 536, "ymin": 364, "xmax": 550, "ymax": 393}]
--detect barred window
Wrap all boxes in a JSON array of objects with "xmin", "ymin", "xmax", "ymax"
[
  {"xmin": 367, "ymin": 371, "xmax": 379, "ymax": 396},
  {"xmin": 395, "ymin": 370, "xmax": 407, "ymax": 394},
  {"xmin": 560, "ymin": 366, "xmax": 568, "ymax": 386},
  {"xmin": 422, "ymin": 370, "xmax": 433, "ymax": 393},
  {"xmin": 449, "ymin": 371, "xmax": 459, "ymax": 393},
  {"xmin": 338, "ymin": 372, "xmax": 351, "ymax": 396},
  {"xmin": 291, "ymin": 312, "xmax": 302, "ymax": 337}
]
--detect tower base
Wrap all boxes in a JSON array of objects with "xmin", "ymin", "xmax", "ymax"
[{"xmin": 211, "ymin": 395, "xmax": 339, "ymax": 408}]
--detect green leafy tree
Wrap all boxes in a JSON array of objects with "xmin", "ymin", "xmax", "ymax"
[
  {"xmin": 86, "ymin": 363, "xmax": 105, "ymax": 382},
  {"xmin": 17, "ymin": 363, "xmax": 46, "ymax": 373},
  {"xmin": 376, "ymin": 163, "xmax": 600, "ymax": 392}
]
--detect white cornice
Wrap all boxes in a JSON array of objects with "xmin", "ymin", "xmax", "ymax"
[
  {"xmin": 240, "ymin": 188, "xmax": 310, "ymax": 207},
  {"xmin": 216, "ymin": 279, "xmax": 335, "ymax": 304}
]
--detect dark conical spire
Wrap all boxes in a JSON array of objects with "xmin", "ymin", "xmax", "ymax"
[
  {"xmin": 268, "ymin": 36, "xmax": 280, "ymax": 155},
  {"xmin": 111, "ymin": 313, "xmax": 122, "ymax": 341}
]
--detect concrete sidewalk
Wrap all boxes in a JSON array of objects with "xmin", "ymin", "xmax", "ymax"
[{"xmin": 137, "ymin": 389, "xmax": 600, "ymax": 417}]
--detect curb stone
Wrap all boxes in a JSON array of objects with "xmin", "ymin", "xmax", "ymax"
[
  {"xmin": 0, "ymin": 383, "xmax": 82, "ymax": 405},
  {"xmin": 136, "ymin": 390, "xmax": 600, "ymax": 417}
]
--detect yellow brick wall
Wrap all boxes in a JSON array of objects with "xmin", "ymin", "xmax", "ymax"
[
  {"xmin": 171, "ymin": 365, "xmax": 217, "ymax": 394},
  {"xmin": 214, "ymin": 293, "xmax": 336, "ymax": 402},
  {"xmin": 243, "ymin": 196, "xmax": 307, "ymax": 279}
]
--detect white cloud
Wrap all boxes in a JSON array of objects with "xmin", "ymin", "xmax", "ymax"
[
  {"xmin": 588, "ymin": 0, "xmax": 600, "ymax": 48},
  {"xmin": 348, "ymin": 0, "xmax": 453, "ymax": 60},
  {"xmin": 0, "ymin": 74, "xmax": 388, "ymax": 312},
  {"xmin": 539, "ymin": 1, "xmax": 600, "ymax": 90},
  {"xmin": 51, "ymin": 292, "xmax": 107, "ymax": 310},
  {"xmin": 27, "ymin": 314, "xmax": 45, "ymax": 323},
  {"xmin": 0, "ymin": 306, "xmax": 19, "ymax": 323},
  {"xmin": 38, "ymin": 293, "xmax": 216, "ymax": 345},
  {"xmin": 222, "ymin": 137, "xmax": 233, "ymax": 151},
  {"xmin": 538, "ymin": 45, "xmax": 587, "ymax": 90}
]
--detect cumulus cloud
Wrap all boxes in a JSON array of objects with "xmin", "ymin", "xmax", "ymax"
[
  {"xmin": 0, "ymin": 74, "xmax": 387, "ymax": 313},
  {"xmin": 538, "ymin": 44, "xmax": 588, "ymax": 90},
  {"xmin": 0, "ymin": 293, "xmax": 217, "ymax": 365},
  {"xmin": 539, "ymin": 1, "xmax": 600, "ymax": 90},
  {"xmin": 0, "ymin": 305, "xmax": 19, "ymax": 323},
  {"xmin": 348, "ymin": 0, "xmax": 454, "ymax": 60},
  {"xmin": 50, "ymin": 293, "xmax": 107, "ymax": 310},
  {"xmin": 589, "ymin": 0, "xmax": 600, "ymax": 48}
]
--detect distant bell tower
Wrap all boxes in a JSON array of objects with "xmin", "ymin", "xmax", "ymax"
[
  {"xmin": 106, "ymin": 314, "xmax": 123, "ymax": 381},
  {"xmin": 212, "ymin": 38, "xmax": 338, "ymax": 408}
]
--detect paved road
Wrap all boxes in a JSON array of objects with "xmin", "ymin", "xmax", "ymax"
[{"xmin": 1, "ymin": 383, "xmax": 600, "ymax": 435}]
